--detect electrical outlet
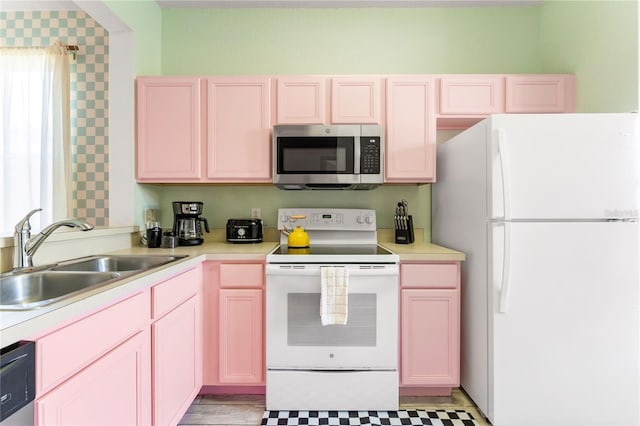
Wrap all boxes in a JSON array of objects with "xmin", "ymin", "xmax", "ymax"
[{"xmin": 251, "ymin": 208, "xmax": 261, "ymax": 219}]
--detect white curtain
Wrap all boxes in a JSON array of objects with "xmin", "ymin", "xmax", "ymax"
[{"xmin": 0, "ymin": 40, "xmax": 71, "ymax": 236}]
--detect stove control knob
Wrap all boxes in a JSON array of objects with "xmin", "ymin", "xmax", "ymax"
[
  {"xmin": 280, "ymin": 215, "xmax": 289, "ymax": 224},
  {"xmin": 356, "ymin": 215, "xmax": 364, "ymax": 224},
  {"xmin": 364, "ymin": 215, "xmax": 373, "ymax": 225}
]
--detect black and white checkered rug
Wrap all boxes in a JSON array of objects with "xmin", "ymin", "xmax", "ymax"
[{"xmin": 260, "ymin": 409, "xmax": 477, "ymax": 425}]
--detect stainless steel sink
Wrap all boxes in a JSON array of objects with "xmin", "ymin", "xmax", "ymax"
[
  {"xmin": 51, "ymin": 255, "xmax": 184, "ymax": 273},
  {"xmin": 1, "ymin": 254, "xmax": 187, "ymax": 310},
  {"xmin": 0, "ymin": 271, "xmax": 121, "ymax": 310}
]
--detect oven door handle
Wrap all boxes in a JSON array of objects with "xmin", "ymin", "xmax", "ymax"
[{"xmin": 266, "ymin": 264, "xmax": 399, "ymax": 276}]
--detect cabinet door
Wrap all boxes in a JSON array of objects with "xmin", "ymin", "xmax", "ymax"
[
  {"xmin": 505, "ymin": 75, "xmax": 575, "ymax": 113},
  {"xmin": 219, "ymin": 288, "xmax": 263, "ymax": 384},
  {"xmin": 37, "ymin": 292, "xmax": 148, "ymax": 395},
  {"xmin": 331, "ymin": 77, "xmax": 382, "ymax": 124},
  {"xmin": 36, "ymin": 331, "xmax": 151, "ymax": 426},
  {"xmin": 153, "ymin": 295, "xmax": 202, "ymax": 426},
  {"xmin": 206, "ymin": 77, "xmax": 271, "ymax": 182},
  {"xmin": 439, "ymin": 75, "xmax": 504, "ymax": 115},
  {"xmin": 136, "ymin": 77, "xmax": 202, "ymax": 181},
  {"xmin": 385, "ymin": 77, "xmax": 436, "ymax": 182},
  {"xmin": 276, "ymin": 76, "xmax": 327, "ymax": 124},
  {"xmin": 401, "ymin": 289, "xmax": 459, "ymax": 386}
]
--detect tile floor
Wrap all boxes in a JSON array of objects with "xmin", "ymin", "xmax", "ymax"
[{"xmin": 178, "ymin": 389, "xmax": 490, "ymax": 426}]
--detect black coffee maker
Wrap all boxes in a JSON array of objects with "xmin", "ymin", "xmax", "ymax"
[{"xmin": 172, "ymin": 201, "xmax": 210, "ymax": 246}]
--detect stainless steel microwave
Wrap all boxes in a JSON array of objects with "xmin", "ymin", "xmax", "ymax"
[{"xmin": 273, "ymin": 124, "xmax": 384, "ymax": 190}]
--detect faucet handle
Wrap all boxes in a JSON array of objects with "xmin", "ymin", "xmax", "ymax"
[{"xmin": 15, "ymin": 208, "xmax": 42, "ymax": 232}]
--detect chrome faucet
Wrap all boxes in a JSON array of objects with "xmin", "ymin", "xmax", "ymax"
[{"xmin": 13, "ymin": 208, "xmax": 95, "ymax": 270}]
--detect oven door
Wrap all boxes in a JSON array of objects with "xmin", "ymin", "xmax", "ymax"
[{"xmin": 266, "ymin": 263, "xmax": 398, "ymax": 370}]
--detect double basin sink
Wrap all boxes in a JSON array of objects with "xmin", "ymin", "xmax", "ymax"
[{"xmin": 0, "ymin": 255, "xmax": 187, "ymax": 311}]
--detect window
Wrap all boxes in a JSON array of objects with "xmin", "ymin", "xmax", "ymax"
[{"xmin": 0, "ymin": 41, "xmax": 71, "ymax": 236}]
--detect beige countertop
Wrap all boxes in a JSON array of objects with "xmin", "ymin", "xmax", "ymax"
[
  {"xmin": 0, "ymin": 229, "xmax": 463, "ymax": 346},
  {"xmin": 379, "ymin": 241, "xmax": 465, "ymax": 261}
]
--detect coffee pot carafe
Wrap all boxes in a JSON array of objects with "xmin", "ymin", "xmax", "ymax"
[{"xmin": 172, "ymin": 201, "xmax": 210, "ymax": 246}]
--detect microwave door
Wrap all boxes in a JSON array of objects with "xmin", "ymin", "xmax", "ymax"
[{"xmin": 277, "ymin": 136, "xmax": 355, "ymax": 174}]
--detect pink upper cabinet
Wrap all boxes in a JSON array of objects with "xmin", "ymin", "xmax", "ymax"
[
  {"xmin": 276, "ymin": 76, "xmax": 327, "ymax": 124},
  {"xmin": 136, "ymin": 77, "xmax": 203, "ymax": 182},
  {"xmin": 505, "ymin": 74, "xmax": 575, "ymax": 113},
  {"xmin": 439, "ymin": 75, "xmax": 505, "ymax": 115},
  {"xmin": 385, "ymin": 76, "xmax": 436, "ymax": 182},
  {"xmin": 331, "ymin": 77, "xmax": 383, "ymax": 124},
  {"xmin": 206, "ymin": 77, "xmax": 272, "ymax": 182}
]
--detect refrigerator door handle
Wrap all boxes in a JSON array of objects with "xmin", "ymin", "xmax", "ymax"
[
  {"xmin": 498, "ymin": 221, "xmax": 512, "ymax": 313},
  {"xmin": 496, "ymin": 128, "xmax": 512, "ymax": 221}
]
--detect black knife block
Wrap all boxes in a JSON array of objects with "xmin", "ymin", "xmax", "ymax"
[{"xmin": 395, "ymin": 215, "xmax": 415, "ymax": 244}]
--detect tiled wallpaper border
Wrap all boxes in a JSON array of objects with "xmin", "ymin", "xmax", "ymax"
[{"xmin": 0, "ymin": 10, "xmax": 109, "ymax": 226}]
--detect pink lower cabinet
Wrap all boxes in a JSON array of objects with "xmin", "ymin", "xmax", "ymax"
[
  {"xmin": 151, "ymin": 266, "xmax": 203, "ymax": 426},
  {"xmin": 202, "ymin": 261, "xmax": 265, "ymax": 388},
  {"xmin": 36, "ymin": 331, "xmax": 151, "ymax": 426},
  {"xmin": 35, "ymin": 292, "xmax": 152, "ymax": 425},
  {"xmin": 400, "ymin": 262, "xmax": 461, "ymax": 395},
  {"xmin": 219, "ymin": 288, "xmax": 263, "ymax": 383}
]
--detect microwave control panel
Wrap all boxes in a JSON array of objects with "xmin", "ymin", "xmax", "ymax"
[{"xmin": 360, "ymin": 137, "xmax": 381, "ymax": 174}]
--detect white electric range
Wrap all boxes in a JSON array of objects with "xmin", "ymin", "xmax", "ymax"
[{"xmin": 265, "ymin": 208, "xmax": 399, "ymax": 411}]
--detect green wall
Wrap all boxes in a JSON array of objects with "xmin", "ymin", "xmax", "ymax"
[
  {"xmin": 156, "ymin": 185, "xmax": 431, "ymax": 236},
  {"xmin": 161, "ymin": 7, "xmax": 541, "ymax": 75},
  {"xmin": 105, "ymin": 0, "xmax": 162, "ymax": 75},
  {"xmin": 539, "ymin": 0, "xmax": 638, "ymax": 112}
]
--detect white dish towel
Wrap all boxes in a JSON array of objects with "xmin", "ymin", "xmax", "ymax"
[{"xmin": 320, "ymin": 266, "xmax": 349, "ymax": 325}]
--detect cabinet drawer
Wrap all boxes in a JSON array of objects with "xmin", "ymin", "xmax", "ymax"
[
  {"xmin": 153, "ymin": 266, "xmax": 201, "ymax": 319},
  {"xmin": 219, "ymin": 263, "xmax": 264, "ymax": 288},
  {"xmin": 400, "ymin": 263, "xmax": 459, "ymax": 289},
  {"xmin": 37, "ymin": 291, "xmax": 148, "ymax": 394}
]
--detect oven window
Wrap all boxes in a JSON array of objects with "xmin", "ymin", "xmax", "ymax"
[
  {"xmin": 287, "ymin": 294, "xmax": 376, "ymax": 347},
  {"xmin": 277, "ymin": 136, "xmax": 354, "ymax": 174}
]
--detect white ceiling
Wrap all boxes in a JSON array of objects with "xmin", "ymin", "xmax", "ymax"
[
  {"xmin": 2, "ymin": 0, "xmax": 540, "ymax": 11},
  {"xmin": 155, "ymin": 0, "xmax": 540, "ymax": 7},
  {"xmin": 2, "ymin": 1, "xmax": 80, "ymax": 11}
]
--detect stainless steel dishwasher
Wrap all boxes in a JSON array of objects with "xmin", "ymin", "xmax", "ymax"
[{"xmin": 0, "ymin": 341, "xmax": 35, "ymax": 426}]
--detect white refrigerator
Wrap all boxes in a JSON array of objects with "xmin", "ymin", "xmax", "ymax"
[{"xmin": 432, "ymin": 113, "xmax": 640, "ymax": 426}]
